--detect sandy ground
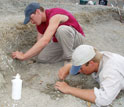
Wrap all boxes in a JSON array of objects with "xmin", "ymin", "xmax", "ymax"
[{"xmin": 0, "ymin": 0, "xmax": 124, "ymax": 107}]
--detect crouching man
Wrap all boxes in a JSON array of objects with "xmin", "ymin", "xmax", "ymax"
[{"xmin": 55, "ymin": 45, "xmax": 124, "ymax": 106}]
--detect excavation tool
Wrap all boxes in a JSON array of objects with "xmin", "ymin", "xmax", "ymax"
[{"xmin": 114, "ymin": 0, "xmax": 124, "ymax": 23}]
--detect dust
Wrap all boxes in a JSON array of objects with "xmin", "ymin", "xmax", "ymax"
[{"xmin": 41, "ymin": 83, "xmax": 64, "ymax": 100}]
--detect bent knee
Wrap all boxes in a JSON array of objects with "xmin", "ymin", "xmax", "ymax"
[
  {"xmin": 56, "ymin": 25, "xmax": 75, "ymax": 40},
  {"xmin": 56, "ymin": 25, "xmax": 74, "ymax": 35},
  {"xmin": 57, "ymin": 25, "xmax": 68, "ymax": 32},
  {"xmin": 37, "ymin": 55, "xmax": 49, "ymax": 63}
]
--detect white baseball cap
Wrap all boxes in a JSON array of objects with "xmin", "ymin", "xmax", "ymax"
[{"xmin": 70, "ymin": 45, "xmax": 96, "ymax": 75}]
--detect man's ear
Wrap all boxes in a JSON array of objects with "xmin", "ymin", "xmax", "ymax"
[
  {"xmin": 89, "ymin": 60, "xmax": 94, "ymax": 64},
  {"xmin": 36, "ymin": 9, "xmax": 41, "ymax": 14}
]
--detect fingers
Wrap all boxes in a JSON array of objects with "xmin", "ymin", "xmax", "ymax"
[
  {"xmin": 58, "ymin": 73, "xmax": 64, "ymax": 80},
  {"xmin": 55, "ymin": 81, "xmax": 70, "ymax": 94},
  {"xmin": 55, "ymin": 81, "xmax": 67, "ymax": 87},
  {"xmin": 55, "ymin": 81, "xmax": 63, "ymax": 86},
  {"xmin": 55, "ymin": 81, "xmax": 64, "ymax": 90},
  {"xmin": 55, "ymin": 81, "xmax": 64, "ymax": 87},
  {"xmin": 11, "ymin": 51, "xmax": 23, "ymax": 59},
  {"xmin": 58, "ymin": 70, "xmax": 64, "ymax": 80},
  {"xmin": 11, "ymin": 52, "xmax": 17, "ymax": 59},
  {"xmin": 55, "ymin": 81, "xmax": 60, "ymax": 90},
  {"xmin": 58, "ymin": 68, "xmax": 68, "ymax": 80}
]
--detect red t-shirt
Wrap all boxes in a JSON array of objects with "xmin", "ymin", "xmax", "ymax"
[{"xmin": 37, "ymin": 8, "xmax": 85, "ymax": 42}]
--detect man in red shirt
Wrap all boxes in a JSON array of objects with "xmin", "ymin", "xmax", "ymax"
[{"xmin": 12, "ymin": 2, "xmax": 85, "ymax": 63}]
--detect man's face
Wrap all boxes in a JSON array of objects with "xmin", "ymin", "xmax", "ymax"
[
  {"xmin": 30, "ymin": 9, "xmax": 42, "ymax": 25},
  {"xmin": 79, "ymin": 61, "xmax": 96, "ymax": 75}
]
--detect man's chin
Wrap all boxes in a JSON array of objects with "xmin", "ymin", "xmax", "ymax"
[{"xmin": 36, "ymin": 23, "xmax": 41, "ymax": 26}]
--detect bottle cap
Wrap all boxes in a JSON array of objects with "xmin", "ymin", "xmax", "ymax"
[{"xmin": 14, "ymin": 73, "xmax": 20, "ymax": 79}]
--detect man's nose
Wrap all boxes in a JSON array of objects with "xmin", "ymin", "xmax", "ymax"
[{"xmin": 30, "ymin": 20, "xmax": 34, "ymax": 24}]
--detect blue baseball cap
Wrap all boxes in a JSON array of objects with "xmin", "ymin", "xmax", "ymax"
[
  {"xmin": 70, "ymin": 45, "xmax": 96, "ymax": 75},
  {"xmin": 24, "ymin": 2, "xmax": 40, "ymax": 24},
  {"xmin": 70, "ymin": 65, "xmax": 81, "ymax": 75}
]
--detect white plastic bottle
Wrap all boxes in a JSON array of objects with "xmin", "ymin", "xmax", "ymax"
[{"xmin": 12, "ymin": 73, "xmax": 22, "ymax": 100}]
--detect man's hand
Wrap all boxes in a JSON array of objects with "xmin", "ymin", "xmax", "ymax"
[
  {"xmin": 55, "ymin": 81, "xmax": 71, "ymax": 94},
  {"xmin": 58, "ymin": 64, "xmax": 72, "ymax": 80},
  {"xmin": 55, "ymin": 81, "xmax": 96, "ymax": 103},
  {"xmin": 58, "ymin": 66, "xmax": 69, "ymax": 80},
  {"xmin": 11, "ymin": 51, "xmax": 25, "ymax": 60}
]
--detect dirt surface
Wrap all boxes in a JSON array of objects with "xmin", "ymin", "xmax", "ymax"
[{"xmin": 0, "ymin": 0, "xmax": 124, "ymax": 107}]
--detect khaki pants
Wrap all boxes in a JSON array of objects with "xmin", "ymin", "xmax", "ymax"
[{"xmin": 37, "ymin": 25, "xmax": 84, "ymax": 63}]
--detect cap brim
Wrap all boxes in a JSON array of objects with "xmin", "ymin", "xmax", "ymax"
[
  {"xmin": 70, "ymin": 65, "xmax": 81, "ymax": 75},
  {"xmin": 24, "ymin": 16, "xmax": 30, "ymax": 24}
]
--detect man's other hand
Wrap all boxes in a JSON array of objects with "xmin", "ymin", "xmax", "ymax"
[
  {"xmin": 55, "ymin": 81, "xmax": 71, "ymax": 94},
  {"xmin": 11, "ymin": 51, "xmax": 25, "ymax": 60}
]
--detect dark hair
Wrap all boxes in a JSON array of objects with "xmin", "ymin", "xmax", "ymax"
[
  {"xmin": 40, "ymin": 6, "xmax": 44, "ymax": 12},
  {"xmin": 33, "ymin": 6, "xmax": 44, "ymax": 14},
  {"xmin": 85, "ymin": 62, "xmax": 89, "ymax": 66}
]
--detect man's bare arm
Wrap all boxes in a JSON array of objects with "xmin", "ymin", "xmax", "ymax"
[
  {"xmin": 68, "ymin": 87, "xmax": 96, "ymax": 103},
  {"xmin": 58, "ymin": 63, "xmax": 72, "ymax": 80},
  {"xmin": 55, "ymin": 82, "xmax": 96, "ymax": 103},
  {"xmin": 12, "ymin": 14, "xmax": 68, "ymax": 60},
  {"xmin": 37, "ymin": 32, "xmax": 43, "ymax": 41}
]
